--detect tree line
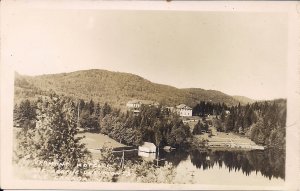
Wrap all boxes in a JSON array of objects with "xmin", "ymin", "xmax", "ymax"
[
  {"xmin": 209, "ymin": 100, "xmax": 286, "ymax": 147},
  {"xmin": 192, "ymin": 100, "xmax": 286, "ymax": 148},
  {"xmin": 13, "ymin": 94, "xmax": 178, "ymax": 182},
  {"xmin": 14, "ymin": 95, "xmax": 192, "ymax": 149},
  {"xmin": 14, "ymin": 96, "xmax": 286, "ymax": 149},
  {"xmin": 192, "ymin": 101, "xmax": 229, "ymax": 116}
]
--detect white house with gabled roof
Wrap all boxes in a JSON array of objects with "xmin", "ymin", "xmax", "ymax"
[{"xmin": 176, "ymin": 104, "xmax": 193, "ymax": 117}]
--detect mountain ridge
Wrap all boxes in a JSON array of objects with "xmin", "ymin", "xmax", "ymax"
[{"xmin": 14, "ymin": 69, "xmax": 257, "ymax": 108}]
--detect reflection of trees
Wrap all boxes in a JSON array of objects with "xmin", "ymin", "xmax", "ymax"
[
  {"xmin": 160, "ymin": 149, "xmax": 189, "ymax": 167},
  {"xmin": 190, "ymin": 150, "xmax": 214, "ymax": 170},
  {"xmin": 246, "ymin": 149, "xmax": 285, "ymax": 180},
  {"xmin": 189, "ymin": 149, "xmax": 285, "ymax": 180}
]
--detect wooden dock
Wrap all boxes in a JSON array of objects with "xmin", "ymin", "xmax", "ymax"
[{"xmin": 112, "ymin": 149, "xmax": 138, "ymax": 153}]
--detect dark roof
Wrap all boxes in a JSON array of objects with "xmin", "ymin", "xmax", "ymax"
[{"xmin": 176, "ymin": 104, "xmax": 192, "ymax": 110}]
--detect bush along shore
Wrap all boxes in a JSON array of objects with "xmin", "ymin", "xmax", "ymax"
[{"xmin": 14, "ymin": 145, "xmax": 176, "ymax": 183}]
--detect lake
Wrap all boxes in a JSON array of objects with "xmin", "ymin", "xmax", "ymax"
[{"xmin": 114, "ymin": 148, "xmax": 285, "ymax": 185}]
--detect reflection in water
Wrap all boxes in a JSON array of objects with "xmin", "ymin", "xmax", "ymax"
[
  {"xmin": 166, "ymin": 149, "xmax": 285, "ymax": 180},
  {"xmin": 160, "ymin": 149, "xmax": 189, "ymax": 166},
  {"xmin": 138, "ymin": 151, "xmax": 156, "ymax": 161},
  {"xmin": 113, "ymin": 148, "xmax": 285, "ymax": 181}
]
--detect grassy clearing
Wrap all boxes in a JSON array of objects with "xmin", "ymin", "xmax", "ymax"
[
  {"xmin": 14, "ymin": 128, "xmax": 126, "ymax": 159},
  {"xmin": 78, "ymin": 132, "xmax": 126, "ymax": 149},
  {"xmin": 14, "ymin": 128, "xmax": 125, "ymax": 150},
  {"xmin": 192, "ymin": 120, "xmax": 258, "ymax": 149}
]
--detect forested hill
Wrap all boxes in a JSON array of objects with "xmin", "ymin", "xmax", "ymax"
[
  {"xmin": 232, "ymin": 96, "xmax": 255, "ymax": 104},
  {"xmin": 14, "ymin": 69, "xmax": 253, "ymax": 108}
]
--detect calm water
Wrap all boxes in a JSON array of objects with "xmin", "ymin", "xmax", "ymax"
[{"xmin": 114, "ymin": 148, "xmax": 285, "ymax": 185}]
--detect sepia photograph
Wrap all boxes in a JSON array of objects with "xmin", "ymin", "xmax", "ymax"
[{"xmin": 1, "ymin": 0, "xmax": 299, "ymax": 190}]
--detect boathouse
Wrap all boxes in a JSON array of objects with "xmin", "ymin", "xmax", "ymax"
[{"xmin": 138, "ymin": 142, "xmax": 156, "ymax": 153}]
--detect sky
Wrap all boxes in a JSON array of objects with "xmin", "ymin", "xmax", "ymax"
[{"xmin": 2, "ymin": 4, "xmax": 288, "ymax": 100}]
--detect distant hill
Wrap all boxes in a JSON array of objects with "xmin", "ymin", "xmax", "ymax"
[
  {"xmin": 14, "ymin": 69, "xmax": 255, "ymax": 109},
  {"xmin": 232, "ymin": 95, "xmax": 256, "ymax": 104}
]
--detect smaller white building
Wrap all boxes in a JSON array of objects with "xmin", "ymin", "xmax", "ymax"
[
  {"xmin": 126, "ymin": 100, "xmax": 159, "ymax": 114},
  {"xmin": 138, "ymin": 142, "xmax": 156, "ymax": 153},
  {"xmin": 176, "ymin": 104, "xmax": 193, "ymax": 117},
  {"xmin": 126, "ymin": 100, "xmax": 141, "ymax": 110}
]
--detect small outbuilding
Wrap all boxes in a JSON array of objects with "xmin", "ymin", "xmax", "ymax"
[
  {"xmin": 138, "ymin": 142, "xmax": 157, "ymax": 153},
  {"xmin": 126, "ymin": 100, "xmax": 159, "ymax": 114}
]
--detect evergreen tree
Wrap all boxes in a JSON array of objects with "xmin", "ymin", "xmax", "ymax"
[
  {"xmin": 220, "ymin": 110, "xmax": 226, "ymax": 123},
  {"xmin": 203, "ymin": 122, "xmax": 209, "ymax": 132},
  {"xmin": 225, "ymin": 113, "xmax": 235, "ymax": 132},
  {"xmin": 154, "ymin": 121, "xmax": 163, "ymax": 147},
  {"xmin": 103, "ymin": 102, "xmax": 112, "ymax": 116},
  {"xmin": 250, "ymin": 117, "xmax": 265, "ymax": 145},
  {"xmin": 79, "ymin": 99, "xmax": 85, "ymax": 111},
  {"xmin": 88, "ymin": 99, "xmax": 95, "ymax": 115},
  {"xmin": 14, "ymin": 99, "xmax": 36, "ymax": 129},
  {"xmin": 16, "ymin": 94, "xmax": 90, "ymax": 169},
  {"xmin": 95, "ymin": 103, "xmax": 101, "ymax": 117},
  {"xmin": 192, "ymin": 121, "xmax": 202, "ymax": 135},
  {"xmin": 214, "ymin": 119, "xmax": 224, "ymax": 132}
]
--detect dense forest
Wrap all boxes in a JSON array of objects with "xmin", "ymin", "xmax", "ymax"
[
  {"xmin": 13, "ymin": 94, "xmax": 177, "ymax": 182},
  {"xmin": 193, "ymin": 101, "xmax": 230, "ymax": 116},
  {"xmin": 192, "ymin": 100, "xmax": 286, "ymax": 148},
  {"xmin": 14, "ymin": 95, "xmax": 192, "ymax": 149},
  {"xmin": 14, "ymin": 94, "xmax": 286, "ymax": 149},
  {"xmin": 14, "ymin": 70, "xmax": 250, "ymax": 110}
]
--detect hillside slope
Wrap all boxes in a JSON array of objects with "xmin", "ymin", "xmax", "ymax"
[
  {"xmin": 232, "ymin": 95, "xmax": 255, "ymax": 104},
  {"xmin": 14, "ymin": 69, "xmax": 252, "ymax": 108}
]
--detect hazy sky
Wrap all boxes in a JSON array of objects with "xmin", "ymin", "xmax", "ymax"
[{"xmin": 3, "ymin": 6, "xmax": 288, "ymax": 100}]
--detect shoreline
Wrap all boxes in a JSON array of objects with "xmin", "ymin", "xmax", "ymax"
[{"xmin": 192, "ymin": 128, "xmax": 266, "ymax": 151}]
